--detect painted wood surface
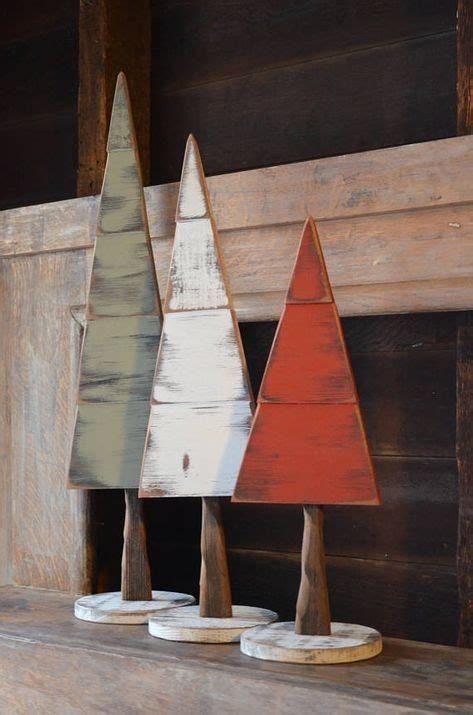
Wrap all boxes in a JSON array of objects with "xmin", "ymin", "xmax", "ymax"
[
  {"xmin": 241, "ymin": 621, "xmax": 382, "ymax": 664},
  {"xmin": 457, "ymin": 0, "xmax": 473, "ymax": 135},
  {"xmin": 233, "ymin": 218, "xmax": 379, "ymax": 505},
  {"xmin": 140, "ymin": 136, "xmax": 253, "ymax": 498},
  {"xmin": 1, "ymin": 136, "xmax": 472, "ymax": 319},
  {"xmin": 69, "ymin": 74, "xmax": 162, "ymax": 489}
]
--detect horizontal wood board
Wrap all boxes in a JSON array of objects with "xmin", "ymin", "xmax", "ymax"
[
  {"xmin": 1, "ymin": 135, "xmax": 472, "ymax": 319},
  {"xmin": 0, "ymin": 587, "xmax": 471, "ymax": 712}
]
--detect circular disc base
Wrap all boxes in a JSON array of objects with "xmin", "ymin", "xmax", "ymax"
[
  {"xmin": 148, "ymin": 605, "xmax": 278, "ymax": 643},
  {"xmin": 241, "ymin": 622, "xmax": 382, "ymax": 664},
  {"xmin": 74, "ymin": 591, "xmax": 195, "ymax": 625}
]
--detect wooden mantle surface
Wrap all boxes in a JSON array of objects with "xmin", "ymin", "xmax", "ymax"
[
  {"xmin": 0, "ymin": 587, "xmax": 471, "ymax": 713},
  {"xmin": 1, "ymin": 135, "xmax": 472, "ymax": 320}
]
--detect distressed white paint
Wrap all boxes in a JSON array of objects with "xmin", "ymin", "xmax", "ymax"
[
  {"xmin": 74, "ymin": 590, "xmax": 195, "ymax": 624},
  {"xmin": 140, "ymin": 401, "xmax": 253, "ymax": 497},
  {"xmin": 154, "ymin": 310, "xmax": 251, "ymax": 403},
  {"xmin": 166, "ymin": 219, "xmax": 228, "ymax": 311},
  {"xmin": 176, "ymin": 136, "xmax": 208, "ymax": 220},
  {"xmin": 148, "ymin": 605, "xmax": 277, "ymax": 643},
  {"xmin": 240, "ymin": 622, "xmax": 383, "ymax": 664}
]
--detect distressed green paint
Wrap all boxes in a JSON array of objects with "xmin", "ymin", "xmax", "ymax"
[
  {"xmin": 69, "ymin": 73, "xmax": 162, "ymax": 489},
  {"xmin": 69, "ymin": 403, "xmax": 151, "ymax": 489},
  {"xmin": 87, "ymin": 231, "xmax": 159, "ymax": 318},
  {"xmin": 99, "ymin": 150, "xmax": 145, "ymax": 234},
  {"xmin": 107, "ymin": 77, "xmax": 133, "ymax": 151},
  {"xmin": 79, "ymin": 316, "xmax": 161, "ymax": 403}
]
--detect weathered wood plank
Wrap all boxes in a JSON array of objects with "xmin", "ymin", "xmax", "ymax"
[
  {"xmin": 1, "ymin": 136, "xmax": 471, "ymax": 318},
  {"xmin": 223, "ymin": 457, "xmax": 459, "ymax": 566},
  {"xmin": 77, "ymin": 0, "xmax": 150, "ymax": 196},
  {"xmin": 3, "ymin": 251, "xmax": 89, "ymax": 590},
  {"xmin": 0, "ymin": 260, "xmax": 11, "ymax": 585},
  {"xmin": 69, "ymin": 74, "xmax": 162, "ymax": 491},
  {"xmin": 152, "ymin": 33, "xmax": 456, "ymax": 183},
  {"xmin": 226, "ymin": 550, "xmax": 460, "ymax": 646},
  {"xmin": 234, "ymin": 218, "xmax": 379, "ymax": 505},
  {"xmin": 456, "ymin": 325, "xmax": 473, "ymax": 647},
  {"xmin": 78, "ymin": 316, "xmax": 161, "ymax": 403},
  {"xmin": 153, "ymin": 311, "xmax": 251, "ymax": 404},
  {"xmin": 142, "ymin": 402, "xmax": 253, "ymax": 497},
  {"xmin": 0, "ymin": 587, "xmax": 471, "ymax": 713},
  {"xmin": 457, "ymin": 0, "xmax": 473, "ymax": 135},
  {"xmin": 140, "ymin": 136, "xmax": 253, "ymax": 499},
  {"xmin": 152, "ymin": 0, "xmax": 456, "ymax": 91}
]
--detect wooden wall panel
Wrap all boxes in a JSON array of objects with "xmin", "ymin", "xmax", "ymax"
[
  {"xmin": 2, "ymin": 252, "xmax": 91, "ymax": 591},
  {"xmin": 0, "ymin": 2, "xmax": 78, "ymax": 211},
  {"xmin": 153, "ymin": 0, "xmax": 456, "ymax": 91},
  {"xmin": 0, "ymin": 261, "xmax": 12, "ymax": 585},
  {"xmin": 1, "ymin": 136, "xmax": 471, "ymax": 319},
  {"xmin": 152, "ymin": 33, "xmax": 456, "ymax": 183}
]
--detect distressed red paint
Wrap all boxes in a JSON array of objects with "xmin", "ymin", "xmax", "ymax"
[
  {"xmin": 233, "ymin": 216, "xmax": 380, "ymax": 505},
  {"xmin": 287, "ymin": 218, "xmax": 332, "ymax": 303}
]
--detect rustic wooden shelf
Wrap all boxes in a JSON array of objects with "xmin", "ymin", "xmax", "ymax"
[{"xmin": 0, "ymin": 587, "xmax": 471, "ymax": 713}]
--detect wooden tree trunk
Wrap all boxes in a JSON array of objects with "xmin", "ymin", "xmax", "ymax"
[
  {"xmin": 199, "ymin": 497, "xmax": 233, "ymax": 618},
  {"xmin": 121, "ymin": 489, "xmax": 152, "ymax": 601},
  {"xmin": 295, "ymin": 505, "xmax": 331, "ymax": 635}
]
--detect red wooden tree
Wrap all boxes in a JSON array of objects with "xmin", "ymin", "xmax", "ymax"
[{"xmin": 233, "ymin": 216, "xmax": 380, "ymax": 635}]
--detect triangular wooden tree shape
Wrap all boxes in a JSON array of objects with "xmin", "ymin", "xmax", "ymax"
[
  {"xmin": 68, "ymin": 73, "xmax": 163, "ymax": 601},
  {"xmin": 234, "ymin": 216, "xmax": 379, "ymax": 506},
  {"xmin": 233, "ymin": 217, "xmax": 380, "ymax": 635},
  {"xmin": 140, "ymin": 135, "xmax": 254, "ymax": 618}
]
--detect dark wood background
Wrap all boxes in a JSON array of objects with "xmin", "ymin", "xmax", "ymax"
[{"xmin": 1, "ymin": 0, "xmax": 468, "ymax": 646}]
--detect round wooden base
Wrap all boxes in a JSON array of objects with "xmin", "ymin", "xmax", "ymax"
[
  {"xmin": 148, "ymin": 605, "xmax": 278, "ymax": 643},
  {"xmin": 241, "ymin": 622, "xmax": 382, "ymax": 664},
  {"xmin": 74, "ymin": 591, "xmax": 195, "ymax": 625}
]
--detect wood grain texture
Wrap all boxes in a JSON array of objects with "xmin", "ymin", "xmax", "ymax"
[
  {"xmin": 259, "ymin": 304, "xmax": 356, "ymax": 403},
  {"xmin": 74, "ymin": 589, "xmax": 195, "ymax": 624},
  {"xmin": 121, "ymin": 489, "xmax": 151, "ymax": 601},
  {"xmin": 295, "ymin": 506, "xmax": 331, "ymax": 636},
  {"xmin": 0, "ymin": 587, "xmax": 470, "ymax": 713},
  {"xmin": 226, "ymin": 549, "xmax": 460, "ymax": 646},
  {"xmin": 199, "ymin": 497, "xmax": 232, "ymax": 618},
  {"xmin": 69, "ymin": 74, "xmax": 162, "ymax": 490},
  {"xmin": 234, "ymin": 219, "xmax": 379, "ymax": 505},
  {"xmin": 140, "ymin": 135, "xmax": 253, "ymax": 498},
  {"xmin": 152, "ymin": 33, "xmax": 456, "ymax": 183},
  {"xmin": 152, "ymin": 0, "xmax": 456, "ymax": 91},
  {"xmin": 457, "ymin": 0, "xmax": 473, "ymax": 134},
  {"xmin": 2, "ymin": 251, "xmax": 90, "ymax": 590},
  {"xmin": 456, "ymin": 325, "xmax": 473, "ymax": 647},
  {"xmin": 148, "ymin": 604, "xmax": 277, "ymax": 644},
  {"xmin": 141, "ymin": 402, "xmax": 253, "ymax": 497},
  {"xmin": 2, "ymin": 136, "xmax": 471, "ymax": 318},
  {"xmin": 0, "ymin": 260, "xmax": 11, "ymax": 584},
  {"xmin": 241, "ymin": 621, "xmax": 382, "ymax": 664},
  {"xmin": 153, "ymin": 311, "xmax": 249, "ymax": 404},
  {"xmin": 77, "ymin": 0, "xmax": 150, "ymax": 196},
  {"xmin": 78, "ymin": 316, "xmax": 161, "ymax": 402}
]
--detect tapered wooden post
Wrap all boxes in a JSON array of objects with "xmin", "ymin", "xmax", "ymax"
[
  {"xmin": 199, "ymin": 497, "xmax": 233, "ymax": 618},
  {"xmin": 295, "ymin": 505, "xmax": 331, "ymax": 635},
  {"xmin": 121, "ymin": 489, "xmax": 152, "ymax": 601}
]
